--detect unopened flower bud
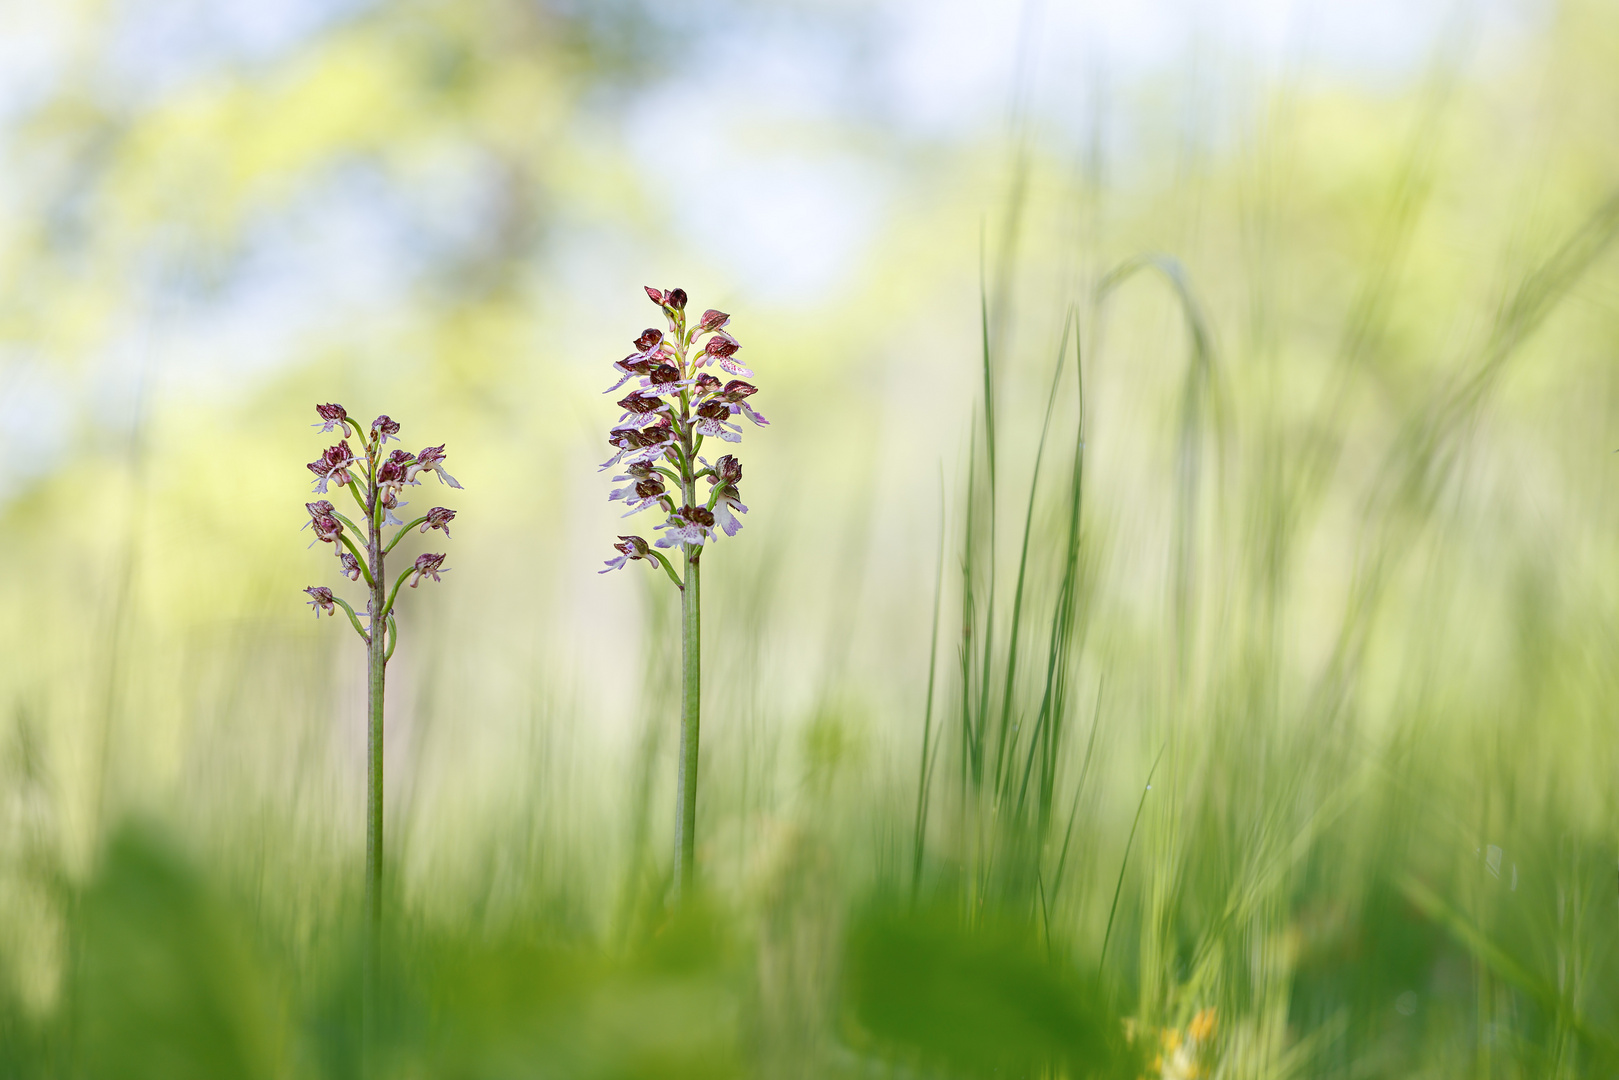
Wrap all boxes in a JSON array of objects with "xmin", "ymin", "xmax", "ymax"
[
  {"xmin": 305, "ymin": 585, "xmax": 337, "ymax": 617},
  {"xmin": 421, "ymin": 507, "xmax": 456, "ymax": 536},
  {"xmin": 666, "ymin": 288, "xmax": 687, "ymax": 311},
  {"xmin": 698, "ymin": 309, "xmax": 730, "ymax": 332},
  {"xmin": 644, "ymin": 285, "xmax": 666, "ymax": 305}
]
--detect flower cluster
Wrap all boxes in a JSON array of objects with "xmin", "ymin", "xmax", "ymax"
[
  {"xmin": 301, "ymin": 404, "xmax": 461, "ymax": 644},
  {"xmin": 600, "ymin": 288, "xmax": 766, "ymax": 577}
]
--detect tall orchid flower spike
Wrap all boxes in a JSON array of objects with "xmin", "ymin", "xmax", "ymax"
[
  {"xmin": 298, "ymin": 404, "xmax": 461, "ymax": 1059},
  {"xmin": 598, "ymin": 287, "xmax": 767, "ymax": 903}
]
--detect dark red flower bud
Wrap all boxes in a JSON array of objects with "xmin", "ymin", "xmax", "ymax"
[
  {"xmin": 698, "ymin": 309, "xmax": 730, "ymax": 332},
  {"xmin": 634, "ymin": 328, "xmax": 663, "ymax": 352},
  {"xmin": 644, "ymin": 285, "xmax": 666, "ymax": 305},
  {"xmin": 704, "ymin": 332, "xmax": 740, "ymax": 359},
  {"xmin": 421, "ymin": 507, "xmax": 456, "ymax": 536},
  {"xmin": 666, "ymin": 288, "xmax": 687, "ymax": 311}
]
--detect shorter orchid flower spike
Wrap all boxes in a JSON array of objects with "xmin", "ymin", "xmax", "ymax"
[
  {"xmin": 413, "ymin": 445, "xmax": 462, "ymax": 489},
  {"xmin": 600, "ymin": 534, "xmax": 654, "ymax": 573},
  {"xmin": 409, "ymin": 552, "xmax": 448, "ymax": 587},
  {"xmin": 339, "ymin": 552, "xmax": 363, "ymax": 581},
  {"xmin": 305, "ymin": 586, "xmax": 337, "ymax": 617},
  {"xmin": 372, "ymin": 415, "xmax": 401, "ymax": 443},
  {"xmin": 421, "ymin": 507, "xmax": 456, "ymax": 536},
  {"xmin": 314, "ymin": 403, "xmax": 349, "ymax": 433}
]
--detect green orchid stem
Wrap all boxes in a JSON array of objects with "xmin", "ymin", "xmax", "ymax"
[
  {"xmin": 362, "ymin": 467, "xmax": 385, "ymax": 1076},
  {"xmin": 384, "ymin": 517, "xmax": 428, "ymax": 555},
  {"xmin": 674, "ymin": 543, "xmax": 701, "ymax": 904}
]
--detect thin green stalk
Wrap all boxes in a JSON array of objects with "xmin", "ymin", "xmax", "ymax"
[
  {"xmin": 675, "ymin": 543, "xmax": 701, "ymax": 901},
  {"xmin": 993, "ymin": 319, "xmax": 1070, "ymax": 804},
  {"xmin": 383, "ymin": 517, "xmax": 428, "ymax": 555},
  {"xmin": 673, "ymin": 332, "xmax": 702, "ymax": 905},
  {"xmin": 910, "ymin": 472, "xmax": 948, "ymax": 900},
  {"xmin": 363, "ymin": 462, "xmax": 385, "ymax": 1072},
  {"xmin": 1099, "ymin": 743, "xmax": 1166, "ymax": 976}
]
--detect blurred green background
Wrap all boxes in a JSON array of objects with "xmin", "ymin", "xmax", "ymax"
[{"xmin": 3, "ymin": 0, "xmax": 1619, "ymax": 1075}]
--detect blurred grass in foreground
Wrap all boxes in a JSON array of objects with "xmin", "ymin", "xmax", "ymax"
[{"xmin": 5, "ymin": 1, "xmax": 1619, "ymax": 1077}]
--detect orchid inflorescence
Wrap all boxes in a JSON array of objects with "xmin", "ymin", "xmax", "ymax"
[
  {"xmin": 301, "ymin": 405, "xmax": 461, "ymax": 650},
  {"xmin": 300, "ymin": 402, "xmax": 464, "ymax": 1039},
  {"xmin": 599, "ymin": 286, "xmax": 766, "ymax": 586}
]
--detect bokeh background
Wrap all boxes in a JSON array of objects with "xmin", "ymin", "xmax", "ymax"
[{"xmin": 3, "ymin": 0, "xmax": 1619, "ymax": 1076}]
